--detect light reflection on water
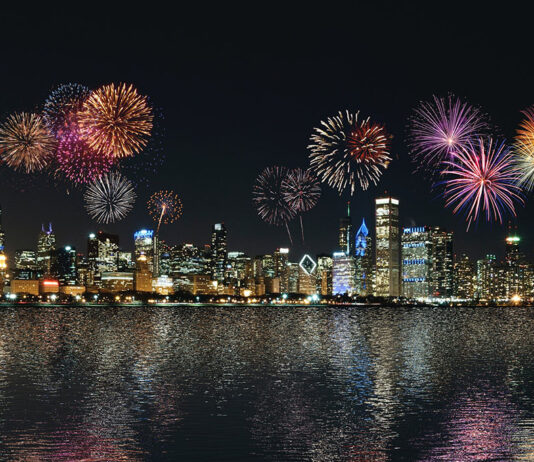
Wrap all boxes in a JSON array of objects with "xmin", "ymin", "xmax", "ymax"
[{"xmin": 1, "ymin": 305, "xmax": 534, "ymax": 460}]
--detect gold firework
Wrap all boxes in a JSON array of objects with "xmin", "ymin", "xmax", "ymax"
[
  {"xmin": 78, "ymin": 83, "xmax": 153, "ymax": 158},
  {"xmin": 0, "ymin": 112, "xmax": 56, "ymax": 173},
  {"xmin": 517, "ymin": 107, "xmax": 534, "ymax": 153}
]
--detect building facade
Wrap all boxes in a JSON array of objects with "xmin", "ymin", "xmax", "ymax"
[{"xmin": 374, "ymin": 197, "xmax": 400, "ymax": 297}]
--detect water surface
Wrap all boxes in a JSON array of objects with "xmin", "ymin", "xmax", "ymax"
[{"xmin": 1, "ymin": 305, "xmax": 534, "ymax": 460}]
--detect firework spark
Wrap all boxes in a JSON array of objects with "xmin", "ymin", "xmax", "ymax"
[
  {"xmin": 55, "ymin": 121, "xmax": 115, "ymax": 185},
  {"xmin": 147, "ymin": 190, "xmax": 183, "ymax": 233},
  {"xmin": 308, "ymin": 111, "xmax": 391, "ymax": 194},
  {"xmin": 0, "ymin": 112, "xmax": 56, "ymax": 173},
  {"xmin": 514, "ymin": 138, "xmax": 534, "ymax": 191},
  {"xmin": 78, "ymin": 83, "xmax": 153, "ymax": 158},
  {"xmin": 43, "ymin": 83, "xmax": 90, "ymax": 135},
  {"xmin": 408, "ymin": 94, "xmax": 488, "ymax": 171},
  {"xmin": 84, "ymin": 171, "xmax": 136, "ymax": 223},
  {"xmin": 253, "ymin": 166, "xmax": 296, "ymax": 242},
  {"xmin": 516, "ymin": 107, "xmax": 534, "ymax": 155},
  {"xmin": 443, "ymin": 138, "xmax": 523, "ymax": 229}
]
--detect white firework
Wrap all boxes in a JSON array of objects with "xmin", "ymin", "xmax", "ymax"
[{"xmin": 84, "ymin": 171, "xmax": 136, "ymax": 223}]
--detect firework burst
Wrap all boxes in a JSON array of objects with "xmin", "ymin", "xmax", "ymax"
[
  {"xmin": 253, "ymin": 166, "xmax": 296, "ymax": 242},
  {"xmin": 442, "ymin": 138, "xmax": 523, "ymax": 229},
  {"xmin": 0, "ymin": 112, "xmax": 56, "ymax": 173},
  {"xmin": 147, "ymin": 190, "xmax": 183, "ymax": 233},
  {"xmin": 514, "ymin": 138, "xmax": 534, "ymax": 191},
  {"xmin": 408, "ymin": 94, "xmax": 488, "ymax": 171},
  {"xmin": 308, "ymin": 111, "xmax": 391, "ymax": 194},
  {"xmin": 55, "ymin": 121, "xmax": 115, "ymax": 185},
  {"xmin": 43, "ymin": 83, "xmax": 90, "ymax": 135},
  {"xmin": 78, "ymin": 83, "xmax": 153, "ymax": 158},
  {"xmin": 516, "ymin": 107, "xmax": 534, "ymax": 154},
  {"xmin": 84, "ymin": 171, "xmax": 136, "ymax": 223}
]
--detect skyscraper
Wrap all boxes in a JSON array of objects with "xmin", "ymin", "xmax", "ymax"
[
  {"xmin": 37, "ymin": 223, "xmax": 56, "ymax": 276},
  {"xmin": 332, "ymin": 251, "xmax": 356, "ymax": 295},
  {"xmin": 210, "ymin": 223, "xmax": 227, "ymax": 283},
  {"xmin": 338, "ymin": 202, "xmax": 354, "ymax": 255},
  {"xmin": 354, "ymin": 218, "xmax": 374, "ymax": 295},
  {"xmin": 134, "ymin": 229, "xmax": 157, "ymax": 275},
  {"xmin": 0, "ymin": 204, "xmax": 5, "ymax": 252},
  {"xmin": 88, "ymin": 231, "xmax": 120, "ymax": 279},
  {"xmin": 375, "ymin": 197, "xmax": 400, "ymax": 297},
  {"xmin": 273, "ymin": 248, "xmax": 289, "ymax": 292},
  {"xmin": 55, "ymin": 245, "xmax": 77, "ymax": 286},
  {"xmin": 401, "ymin": 226, "xmax": 432, "ymax": 298},
  {"xmin": 504, "ymin": 234, "xmax": 523, "ymax": 298},
  {"xmin": 430, "ymin": 227, "xmax": 454, "ymax": 298},
  {"xmin": 454, "ymin": 253, "xmax": 476, "ymax": 299},
  {"xmin": 316, "ymin": 255, "xmax": 333, "ymax": 295}
]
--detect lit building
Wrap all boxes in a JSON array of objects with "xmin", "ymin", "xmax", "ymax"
[
  {"xmin": 10, "ymin": 279, "xmax": 39, "ymax": 296},
  {"xmin": 40, "ymin": 279, "xmax": 59, "ymax": 294},
  {"xmin": 431, "ymin": 227, "xmax": 454, "ymax": 298},
  {"xmin": 476, "ymin": 254, "xmax": 498, "ymax": 300},
  {"xmin": 118, "ymin": 251, "xmax": 133, "ymax": 271},
  {"xmin": 37, "ymin": 223, "xmax": 56, "ymax": 276},
  {"xmin": 274, "ymin": 248, "xmax": 289, "ymax": 292},
  {"xmin": 316, "ymin": 255, "xmax": 333, "ymax": 295},
  {"xmin": 339, "ymin": 202, "xmax": 354, "ymax": 255},
  {"xmin": 15, "ymin": 250, "xmax": 37, "ymax": 271},
  {"xmin": 298, "ymin": 254, "xmax": 317, "ymax": 295},
  {"xmin": 454, "ymin": 253, "xmax": 476, "ymax": 299},
  {"xmin": 375, "ymin": 197, "xmax": 400, "ymax": 297},
  {"xmin": 402, "ymin": 227, "xmax": 432, "ymax": 298},
  {"xmin": 88, "ymin": 232, "xmax": 120, "ymax": 283},
  {"xmin": 210, "ymin": 223, "xmax": 227, "ymax": 283},
  {"xmin": 153, "ymin": 275, "xmax": 174, "ymax": 295},
  {"xmin": 354, "ymin": 218, "xmax": 374, "ymax": 296},
  {"xmin": 288, "ymin": 262, "xmax": 299, "ymax": 293},
  {"xmin": 55, "ymin": 245, "xmax": 77, "ymax": 286},
  {"xmin": 504, "ymin": 234, "xmax": 523, "ymax": 299},
  {"xmin": 227, "ymin": 251, "xmax": 253, "ymax": 286},
  {"xmin": 170, "ymin": 243, "xmax": 208, "ymax": 276},
  {"xmin": 134, "ymin": 229, "xmax": 157, "ymax": 275},
  {"xmin": 100, "ymin": 272, "xmax": 134, "ymax": 293},
  {"xmin": 332, "ymin": 252, "xmax": 356, "ymax": 295},
  {"xmin": 0, "ymin": 204, "xmax": 5, "ymax": 252},
  {"xmin": 134, "ymin": 255, "xmax": 153, "ymax": 293}
]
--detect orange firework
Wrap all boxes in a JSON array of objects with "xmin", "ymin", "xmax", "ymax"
[
  {"xmin": 0, "ymin": 112, "xmax": 56, "ymax": 173},
  {"xmin": 147, "ymin": 190, "xmax": 183, "ymax": 233},
  {"xmin": 516, "ymin": 107, "xmax": 534, "ymax": 153},
  {"xmin": 78, "ymin": 83, "xmax": 153, "ymax": 158}
]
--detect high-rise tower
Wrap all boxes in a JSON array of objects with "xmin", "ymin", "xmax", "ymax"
[
  {"xmin": 0, "ymin": 204, "xmax": 5, "ymax": 252},
  {"xmin": 210, "ymin": 223, "xmax": 227, "ymax": 283},
  {"xmin": 37, "ymin": 223, "xmax": 56, "ymax": 276},
  {"xmin": 338, "ymin": 202, "xmax": 354, "ymax": 255},
  {"xmin": 374, "ymin": 197, "xmax": 400, "ymax": 297}
]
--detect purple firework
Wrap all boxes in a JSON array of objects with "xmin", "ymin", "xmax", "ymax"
[
  {"xmin": 408, "ymin": 94, "xmax": 488, "ymax": 173},
  {"xmin": 253, "ymin": 166, "xmax": 296, "ymax": 243}
]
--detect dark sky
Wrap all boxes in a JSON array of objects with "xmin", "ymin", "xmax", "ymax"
[{"xmin": 1, "ymin": 4, "xmax": 533, "ymax": 261}]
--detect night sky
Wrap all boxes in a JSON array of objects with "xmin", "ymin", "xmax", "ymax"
[{"xmin": 1, "ymin": 5, "xmax": 533, "ymax": 261}]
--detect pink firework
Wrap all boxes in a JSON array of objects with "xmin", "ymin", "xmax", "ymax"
[
  {"xmin": 408, "ymin": 94, "xmax": 488, "ymax": 172},
  {"xmin": 55, "ymin": 122, "xmax": 115, "ymax": 185},
  {"xmin": 442, "ymin": 138, "xmax": 523, "ymax": 229}
]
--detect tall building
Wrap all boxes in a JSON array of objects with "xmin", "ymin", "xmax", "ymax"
[
  {"xmin": 134, "ymin": 229, "xmax": 157, "ymax": 275},
  {"xmin": 0, "ymin": 204, "xmax": 5, "ymax": 252},
  {"xmin": 210, "ymin": 223, "xmax": 227, "ymax": 283},
  {"xmin": 55, "ymin": 246, "xmax": 77, "ymax": 286},
  {"xmin": 332, "ymin": 251, "xmax": 356, "ymax": 295},
  {"xmin": 354, "ymin": 218, "xmax": 373, "ymax": 295},
  {"xmin": 504, "ymin": 234, "xmax": 523, "ymax": 298},
  {"xmin": 431, "ymin": 227, "xmax": 454, "ymax": 298},
  {"xmin": 476, "ymin": 254, "xmax": 498, "ymax": 300},
  {"xmin": 454, "ymin": 253, "xmax": 476, "ymax": 299},
  {"xmin": 298, "ymin": 255, "xmax": 317, "ymax": 295},
  {"xmin": 37, "ymin": 223, "xmax": 56, "ymax": 276},
  {"xmin": 274, "ymin": 248, "xmax": 289, "ymax": 292},
  {"xmin": 88, "ymin": 232, "xmax": 120, "ymax": 280},
  {"xmin": 339, "ymin": 202, "xmax": 354, "ymax": 255},
  {"xmin": 15, "ymin": 250, "xmax": 37, "ymax": 271},
  {"xmin": 134, "ymin": 255, "xmax": 153, "ymax": 293},
  {"xmin": 401, "ymin": 227, "xmax": 432, "ymax": 298},
  {"xmin": 375, "ymin": 197, "xmax": 400, "ymax": 297},
  {"xmin": 316, "ymin": 255, "xmax": 333, "ymax": 296}
]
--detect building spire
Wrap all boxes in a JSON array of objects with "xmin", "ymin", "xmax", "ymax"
[{"xmin": 347, "ymin": 201, "xmax": 351, "ymax": 218}]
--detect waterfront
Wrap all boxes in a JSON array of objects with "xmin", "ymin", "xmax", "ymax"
[{"xmin": 1, "ymin": 305, "xmax": 534, "ymax": 460}]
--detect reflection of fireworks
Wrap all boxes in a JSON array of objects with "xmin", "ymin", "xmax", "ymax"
[
  {"xmin": 443, "ymin": 138, "xmax": 523, "ymax": 229},
  {"xmin": 308, "ymin": 111, "xmax": 391, "ymax": 194},
  {"xmin": 0, "ymin": 112, "xmax": 56, "ymax": 173},
  {"xmin": 55, "ymin": 121, "xmax": 114, "ymax": 185},
  {"xmin": 408, "ymin": 95, "xmax": 488, "ymax": 171},
  {"xmin": 78, "ymin": 83, "xmax": 153, "ymax": 158},
  {"xmin": 84, "ymin": 171, "xmax": 136, "ymax": 223},
  {"xmin": 42, "ymin": 83, "xmax": 90, "ymax": 135},
  {"xmin": 253, "ymin": 166, "xmax": 296, "ymax": 243},
  {"xmin": 147, "ymin": 190, "xmax": 183, "ymax": 232}
]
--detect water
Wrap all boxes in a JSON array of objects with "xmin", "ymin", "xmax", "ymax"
[{"xmin": 1, "ymin": 305, "xmax": 534, "ymax": 460}]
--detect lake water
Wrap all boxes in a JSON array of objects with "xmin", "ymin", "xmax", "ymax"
[{"xmin": 1, "ymin": 304, "xmax": 534, "ymax": 460}]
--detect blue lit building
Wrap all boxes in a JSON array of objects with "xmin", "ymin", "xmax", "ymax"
[
  {"xmin": 354, "ymin": 218, "xmax": 374, "ymax": 295},
  {"xmin": 401, "ymin": 226, "xmax": 432, "ymax": 298},
  {"xmin": 332, "ymin": 251, "xmax": 356, "ymax": 295}
]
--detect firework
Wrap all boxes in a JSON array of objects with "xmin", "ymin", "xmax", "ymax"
[
  {"xmin": 308, "ymin": 111, "xmax": 391, "ymax": 194},
  {"xmin": 147, "ymin": 190, "xmax": 183, "ymax": 232},
  {"xmin": 253, "ymin": 166, "xmax": 296, "ymax": 242},
  {"xmin": 0, "ymin": 112, "xmax": 56, "ymax": 173},
  {"xmin": 514, "ymin": 138, "xmax": 534, "ymax": 191},
  {"xmin": 55, "ymin": 121, "xmax": 115, "ymax": 185},
  {"xmin": 42, "ymin": 83, "xmax": 90, "ymax": 135},
  {"xmin": 408, "ymin": 94, "xmax": 488, "ymax": 171},
  {"xmin": 442, "ymin": 138, "xmax": 523, "ymax": 229},
  {"xmin": 78, "ymin": 83, "xmax": 153, "ymax": 158},
  {"xmin": 516, "ymin": 107, "xmax": 534, "ymax": 154},
  {"xmin": 84, "ymin": 171, "xmax": 136, "ymax": 223}
]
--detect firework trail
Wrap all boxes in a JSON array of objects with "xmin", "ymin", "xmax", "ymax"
[
  {"xmin": 408, "ymin": 94, "xmax": 488, "ymax": 175},
  {"xmin": 442, "ymin": 138, "xmax": 523, "ymax": 230},
  {"xmin": 84, "ymin": 171, "xmax": 136, "ymax": 223},
  {"xmin": 253, "ymin": 166, "xmax": 296, "ymax": 243},
  {"xmin": 43, "ymin": 83, "xmax": 90, "ymax": 135},
  {"xmin": 147, "ymin": 190, "xmax": 183, "ymax": 233},
  {"xmin": 0, "ymin": 112, "xmax": 56, "ymax": 173},
  {"xmin": 308, "ymin": 110, "xmax": 391, "ymax": 195},
  {"xmin": 281, "ymin": 168, "xmax": 321, "ymax": 242},
  {"xmin": 78, "ymin": 83, "xmax": 153, "ymax": 158}
]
